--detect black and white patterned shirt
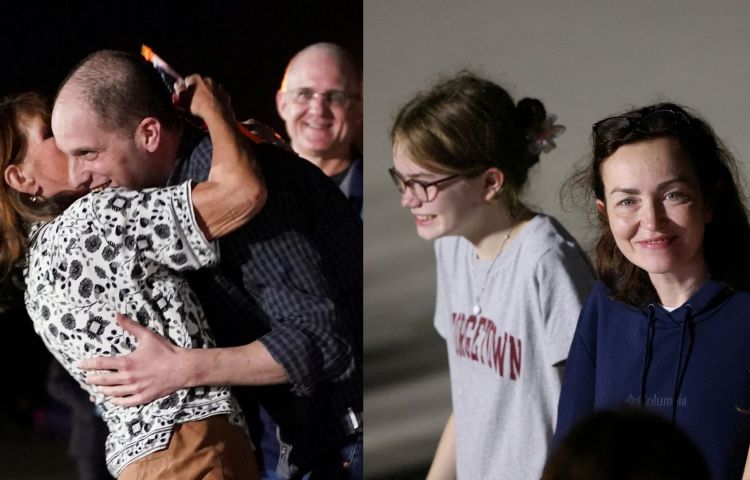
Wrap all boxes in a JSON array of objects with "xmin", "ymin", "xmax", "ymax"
[
  {"xmin": 24, "ymin": 181, "xmax": 245, "ymax": 476},
  {"xmin": 170, "ymin": 130, "xmax": 363, "ymax": 472}
]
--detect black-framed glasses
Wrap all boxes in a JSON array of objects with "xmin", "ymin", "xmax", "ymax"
[
  {"xmin": 286, "ymin": 87, "xmax": 359, "ymax": 108},
  {"xmin": 592, "ymin": 108, "xmax": 689, "ymax": 140},
  {"xmin": 388, "ymin": 167, "xmax": 461, "ymax": 202}
]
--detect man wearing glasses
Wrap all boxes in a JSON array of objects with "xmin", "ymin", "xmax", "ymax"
[{"xmin": 277, "ymin": 42, "xmax": 363, "ymax": 218}]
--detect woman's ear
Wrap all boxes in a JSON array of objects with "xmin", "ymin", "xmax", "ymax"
[
  {"xmin": 4, "ymin": 164, "xmax": 37, "ymax": 194},
  {"xmin": 483, "ymin": 168, "xmax": 505, "ymax": 202},
  {"xmin": 136, "ymin": 117, "xmax": 162, "ymax": 153},
  {"xmin": 595, "ymin": 199, "xmax": 606, "ymax": 214}
]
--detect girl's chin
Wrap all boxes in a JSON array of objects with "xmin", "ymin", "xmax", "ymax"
[{"xmin": 416, "ymin": 224, "xmax": 443, "ymax": 241}]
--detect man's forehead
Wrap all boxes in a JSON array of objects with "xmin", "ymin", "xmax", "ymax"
[
  {"xmin": 288, "ymin": 54, "xmax": 350, "ymax": 87},
  {"xmin": 51, "ymin": 102, "xmax": 107, "ymax": 152},
  {"xmin": 53, "ymin": 93, "xmax": 99, "ymax": 127},
  {"xmin": 52, "ymin": 94, "xmax": 79, "ymax": 122},
  {"xmin": 54, "ymin": 82, "xmax": 79, "ymax": 106}
]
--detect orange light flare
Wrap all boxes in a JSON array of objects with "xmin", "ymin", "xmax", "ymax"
[
  {"xmin": 141, "ymin": 44, "xmax": 183, "ymax": 81},
  {"xmin": 140, "ymin": 44, "xmax": 266, "ymax": 145}
]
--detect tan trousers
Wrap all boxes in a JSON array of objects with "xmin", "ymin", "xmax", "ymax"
[{"xmin": 118, "ymin": 415, "xmax": 259, "ymax": 480}]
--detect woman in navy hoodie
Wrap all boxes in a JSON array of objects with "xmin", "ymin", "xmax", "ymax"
[{"xmin": 554, "ymin": 102, "xmax": 750, "ymax": 480}]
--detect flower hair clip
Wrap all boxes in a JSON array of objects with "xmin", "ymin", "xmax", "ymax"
[{"xmin": 527, "ymin": 114, "xmax": 566, "ymax": 156}]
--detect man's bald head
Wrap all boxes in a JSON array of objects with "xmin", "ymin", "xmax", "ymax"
[{"xmin": 276, "ymin": 43, "xmax": 361, "ymax": 173}]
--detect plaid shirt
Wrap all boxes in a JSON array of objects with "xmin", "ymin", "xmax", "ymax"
[{"xmin": 168, "ymin": 129, "xmax": 362, "ymax": 471}]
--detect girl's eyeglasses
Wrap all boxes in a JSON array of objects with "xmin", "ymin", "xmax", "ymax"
[{"xmin": 388, "ymin": 167, "xmax": 461, "ymax": 202}]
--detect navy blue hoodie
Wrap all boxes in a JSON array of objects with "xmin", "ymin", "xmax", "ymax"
[{"xmin": 554, "ymin": 279, "xmax": 750, "ymax": 479}]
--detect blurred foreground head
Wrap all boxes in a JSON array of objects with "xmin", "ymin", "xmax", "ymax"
[{"xmin": 543, "ymin": 408, "xmax": 711, "ymax": 480}]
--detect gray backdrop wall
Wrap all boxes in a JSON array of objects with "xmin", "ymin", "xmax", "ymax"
[{"xmin": 364, "ymin": 1, "xmax": 750, "ymax": 477}]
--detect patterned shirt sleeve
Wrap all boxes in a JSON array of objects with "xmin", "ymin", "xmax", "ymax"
[{"xmin": 86, "ymin": 181, "xmax": 218, "ymax": 271}]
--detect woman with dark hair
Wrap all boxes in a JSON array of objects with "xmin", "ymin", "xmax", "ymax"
[
  {"xmin": 389, "ymin": 71, "xmax": 595, "ymax": 479},
  {"xmin": 555, "ymin": 102, "xmax": 750, "ymax": 479}
]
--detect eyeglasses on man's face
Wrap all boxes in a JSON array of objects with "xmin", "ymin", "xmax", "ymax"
[
  {"xmin": 286, "ymin": 87, "xmax": 358, "ymax": 108},
  {"xmin": 388, "ymin": 167, "xmax": 461, "ymax": 202}
]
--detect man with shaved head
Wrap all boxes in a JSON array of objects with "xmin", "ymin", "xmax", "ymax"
[
  {"xmin": 277, "ymin": 42, "xmax": 363, "ymax": 217},
  {"xmin": 53, "ymin": 49, "xmax": 363, "ymax": 480}
]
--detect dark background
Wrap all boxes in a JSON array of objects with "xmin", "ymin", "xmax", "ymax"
[
  {"xmin": 0, "ymin": 0, "xmax": 362, "ymax": 136},
  {"xmin": 0, "ymin": 1, "xmax": 361, "ymax": 475}
]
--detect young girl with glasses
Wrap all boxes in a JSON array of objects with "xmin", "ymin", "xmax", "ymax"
[
  {"xmin": 554, "ymin": 102, "xmax": 750, "ymax": 480},
  {"xmin": 389, "ymin": 71, "xmax": 595, "ymax": 479}
]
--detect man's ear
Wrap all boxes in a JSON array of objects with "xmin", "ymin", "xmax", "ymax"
[
  {"xmin": 482, "ymin": 168, "xmax": 505, "ymax": 202},
  {"xmin": 137, "ymin": 117, "xmax": 162, "ymax": 153},
  {"xmin": 351, "ymin": 88, "xmax": 363, "ymax": 128},
  {"xmin": 4, "ymin": 164, "xmax": 37, "ymax": 194},
  {"xmin": 352, "ymin": 101, "xmax": 363, "ymax": 130},
  {"xmin": 276, "ymin": 90, "xmax": 289, "ymax": 121}
]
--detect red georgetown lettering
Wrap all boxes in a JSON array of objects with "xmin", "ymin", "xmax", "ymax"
[{"xmin": 451, "ymin": 312, "xmax": 522, "ymax": 379}]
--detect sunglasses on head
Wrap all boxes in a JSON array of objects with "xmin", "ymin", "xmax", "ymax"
[{"xmin": 592, "ymin": 108, "xmax": 691, "ymax": 141}]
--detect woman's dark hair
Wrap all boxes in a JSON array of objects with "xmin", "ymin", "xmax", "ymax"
[
  {"xmin": 390, "ymin": 70, "xmax": 551, "ymax": 217},
  {"xmin": 543, "ymin": 408, "xmax": 712, "ymax": 480},
  {"xmin": 568, "ymin": 102, "xmax": 750, "ymax": 306}
]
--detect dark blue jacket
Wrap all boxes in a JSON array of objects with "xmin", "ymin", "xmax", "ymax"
[
  {"xmin": 554, "ymin": 279, "xmax": 750, "ymax": 479},
  {"xmin": 337, "ymin": 155, "xmax": 362, "ymax": 219}
]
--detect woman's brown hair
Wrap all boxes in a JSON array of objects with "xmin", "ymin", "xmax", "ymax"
[
  {"xmin": 0, "ymin": 92, "xmax": 72, "ymax": 307},
  {"xmin": 567, "ymin": 102, "xmax": 750, "ymax": 306},
  {"xmin": 390, "ymin": 70, "xmax": 552, "ymax": 217}
]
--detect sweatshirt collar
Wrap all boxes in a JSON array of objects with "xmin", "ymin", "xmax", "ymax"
[{"xmin": 648, "ymin": 278, "xmax": 729, "ymax": 325}]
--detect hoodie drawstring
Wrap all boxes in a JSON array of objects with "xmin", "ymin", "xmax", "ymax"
[
  {"xmin": 639, "ymin": 304, "xmax": 657, "ymax": 407},
  {"xmin": 671, "ymin": 304, "xmax": 692, "ymax": 422}
]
